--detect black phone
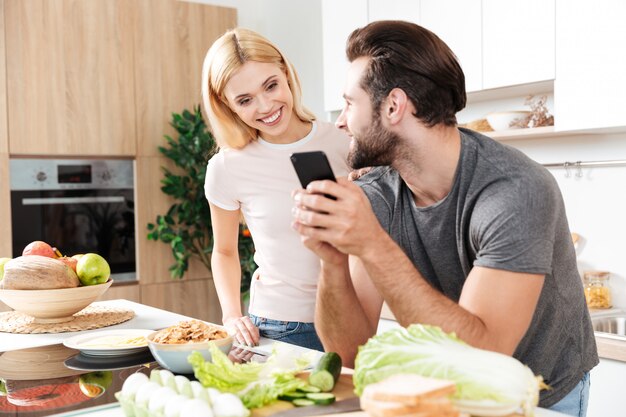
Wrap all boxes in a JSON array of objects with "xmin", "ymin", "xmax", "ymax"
[{"xmin": 290, "ymin": 151, "xmax": 337, "ymax": 189}]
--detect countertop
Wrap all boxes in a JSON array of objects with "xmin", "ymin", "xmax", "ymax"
[{"xmin": 1, "ymin": 299, "xmax": 192, "ymax": 352}]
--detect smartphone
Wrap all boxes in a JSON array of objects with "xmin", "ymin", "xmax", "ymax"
[{"xmin": 290, "ymin": 151, "xmax": 337, "ymax": 189}]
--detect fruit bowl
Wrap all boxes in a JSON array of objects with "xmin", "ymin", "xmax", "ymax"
[{"xmin": 0, "ymin": 279, "xmax": 113, "ymax": 323}]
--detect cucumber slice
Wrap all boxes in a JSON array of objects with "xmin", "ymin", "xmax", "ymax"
[
  {"xmin": 305, "ymin": 393, "xmax": 336, "ymax": 405},
  {"xmin": 297, "ymin": 385, "xmax": 322, "ymax": 394},
  {"xmin": 292, "ymin": 398, "xmax": 316, "ymax": 407},
  {"xmin": 308, "ymin": 352, "xmax": 342, "ymax": 392},
  {"xmin": 278, "ymin": 391, "xmax": 306, "ymax": 401}
]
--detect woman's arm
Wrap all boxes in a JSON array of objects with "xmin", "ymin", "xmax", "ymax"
[{"xmin": 209, "ymin": 203, "xmax": 259, "ymax": 346}]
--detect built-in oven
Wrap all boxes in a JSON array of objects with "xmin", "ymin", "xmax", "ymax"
[{"xmin": 10, "ymin": 159, "xmax": 136, "ymax": 282}]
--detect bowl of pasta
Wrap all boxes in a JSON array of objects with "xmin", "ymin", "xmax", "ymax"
[{"xmin": 146, "ymin": 320, "xmax": 232, "ymax": 374}]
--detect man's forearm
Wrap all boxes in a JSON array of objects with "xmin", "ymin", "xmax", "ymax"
[
  {"xmin": 315, "ymin": 262, "xmax": 376, "ymax": 368},
  {"xmin": 360, "ymin": 234, "xmax": 489, "ymax": 349}
]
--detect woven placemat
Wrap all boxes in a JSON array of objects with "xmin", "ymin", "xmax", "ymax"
[{"xmin": 0, "ymin": 305, "xmax": 134, "ymax": 334}]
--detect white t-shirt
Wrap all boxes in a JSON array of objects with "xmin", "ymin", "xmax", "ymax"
[{"xmin": 204, "ymin": 121, "xmax": 350, "ymax": 322}]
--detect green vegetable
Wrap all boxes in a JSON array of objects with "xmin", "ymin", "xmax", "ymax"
[
  {"xmin": 308, "ymin": 352, "xmax": 342, "ymax": 392},
  {"xmin": 297, "ymin": 385, "xmax": 322, "ymax": 393},
  {"xmin": 278, "ymin": 391, "xmax": 306, "ymax": 401},
  {"xmin": 353, "ymin": 324, "xmax": 542, "ymax": 417},
  {"xmin": 292, "ymin": 398, "xmax": 315, "ymax": 407},
  {"xmin": 305, "ymin": 392, "xmax": 336, "ymax": 405},
  {"xmin": 189, "ymin": 343, "xmax": 312, "ymax": 409}
]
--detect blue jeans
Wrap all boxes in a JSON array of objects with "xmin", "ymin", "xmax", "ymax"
[
  {"xmin": 548, "ymin": 373, "xmax": 590, "ymax": 417},
  {"xmin": 249, "ymin": 314, "xmax": 324, "ymax": 352}
]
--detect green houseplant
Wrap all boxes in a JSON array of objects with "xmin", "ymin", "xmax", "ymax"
[{"xmin": 147, "ymin": 106, "xmax": 255, "ymax": 294}]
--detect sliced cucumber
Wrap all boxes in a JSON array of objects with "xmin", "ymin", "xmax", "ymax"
[
  {"xmin": 308, "ymin": 352, "xmax": 342, "ymax": 392},
  {"xmin": 297, "ymin": 385, "xmax": 322, "ymax": 394},
  {"xmin": 292, "ymin": 398, "xmax": 316, "ymax": 407},
  {"xmin": 278, "ymin": 391, "xmax": 306, "ymax": 401},
  {"xmin": 305, "ymin": 392, "xmax": 336, "ymax": 405}
]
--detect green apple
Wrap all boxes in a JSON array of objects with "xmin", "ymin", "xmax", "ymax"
[
  {"xmin": 76, "ymin": 253, "xmax": 110, "ymax": 286},
  {"xmin": 79, "ymin": 371, "xmax": 113, "ymax": 398},
  {"xmin": 0, "ymin": 378, "xmax": 6, "ymax": 397},
  {"xmin": 0, "ymin": 258, "xmax": 11, "ymax": 282}
]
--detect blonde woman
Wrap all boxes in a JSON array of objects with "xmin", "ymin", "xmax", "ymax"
[{"xmin": 202, "ymin": 28, "xmax": 350, "ymax": 351}]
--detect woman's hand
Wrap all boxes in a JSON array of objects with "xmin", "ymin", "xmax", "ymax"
[{"xmin": 224, "ymin": 316, "xmax": 260, "ymax": 347}]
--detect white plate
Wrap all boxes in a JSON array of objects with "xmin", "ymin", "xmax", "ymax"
[{"xmin": 63, "ymin": 329, "xmax": 154, "ymax": 357}]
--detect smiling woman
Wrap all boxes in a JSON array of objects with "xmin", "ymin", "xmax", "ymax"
[{"xmin": 200, "ymin": 28, "xmax": 351, "ymax": 351}]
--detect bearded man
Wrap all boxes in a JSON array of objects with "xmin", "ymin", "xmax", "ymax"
[{"xmin": 291, "ymin": 20, "xmax": 597, "ymax": 417}]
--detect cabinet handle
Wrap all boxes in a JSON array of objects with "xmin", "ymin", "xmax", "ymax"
[{"xmin": 22, "ymin": 196, "xmax": 126, "ymax": 205}]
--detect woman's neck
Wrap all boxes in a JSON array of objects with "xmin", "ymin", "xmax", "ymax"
[{"xmin": 259, "ymin": 117, "xmax": 312, "ymax": 144}]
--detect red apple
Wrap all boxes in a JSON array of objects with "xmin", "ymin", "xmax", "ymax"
[
  {"xmin": 22, "ymin": 241, "xmax": 56, "ymax": 258},
  {"xmin": 58, "ymin": 256, "xmax": 78, "ymax": 273}
]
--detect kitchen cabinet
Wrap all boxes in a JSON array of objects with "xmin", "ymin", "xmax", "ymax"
[
  {"xmin": 482, "ymin": 0, "xmax": 555, "ymax": 89},
  {"xmin": 587, "ymin": 358, "xmax": 626, "ymax": 417},
  {"xmin": 141, "ymin": 278, "xmax": 222, "ymax": 323},
  {"xmin": 321, "ymin": 0, "xmax": 556, "ymax": 111},
  {"xmin": 321, "ymin": 0, "xmax": 368, "ymax": 112},
  {"xmin": 0, "ymin": 0, "xmax": 7, "ymax": 154},
  {"xmin": 555, "ymin": 0, "xmax": 626, "ymax": 131},
  {"xmin": 0, "ymin": 152, "xmax": 10, "ymax": 259},
  {"xmin": 134, "ymin": 0, "xmax": 236, "ymax": 157},
  {"xmin": 4, "ymin": 0, "xmax": 136, "ymax": 156},
  {"xmin": 420, "ymin": 0, "xmax": 482, "ymax": 92}
]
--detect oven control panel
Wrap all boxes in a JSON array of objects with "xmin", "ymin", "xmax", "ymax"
[{"xmin": 9, "ymin": 159, "xmax": 134, "ymax": 191}]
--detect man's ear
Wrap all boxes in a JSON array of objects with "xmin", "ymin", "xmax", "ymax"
[{"xmin": 384, "ymin": 88, "xmax": 408, "ymax": 124}]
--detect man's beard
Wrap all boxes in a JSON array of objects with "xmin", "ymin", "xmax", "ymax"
[{"xmin": 347, "ymin": 112, "xmax": 400, "ymax": 170}]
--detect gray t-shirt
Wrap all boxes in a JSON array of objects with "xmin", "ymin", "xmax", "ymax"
[{"xmin": 356, "ymin": 128, "xmax": 598, "ymax": 406}]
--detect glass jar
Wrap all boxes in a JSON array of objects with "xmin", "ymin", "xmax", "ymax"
[{"xmin": 583, "ymin": 271, "xmax": 612, "ymax": 309}]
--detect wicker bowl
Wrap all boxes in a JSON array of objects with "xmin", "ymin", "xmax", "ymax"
[{"xmin": 0, "ymin": 279, "xmax": 113, "ymax": 323}]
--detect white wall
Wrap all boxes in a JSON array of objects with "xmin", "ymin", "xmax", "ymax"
[
  {"xmin": 508, "ymin": 134, "xmax": 626, "ymax": 309},
  {"xmin": 189, "ymin": 0, "xmax": 326, "ymax": 118}
]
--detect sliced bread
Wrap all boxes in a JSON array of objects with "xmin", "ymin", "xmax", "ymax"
[{"xmin": 362, "ymin": 373, "xmax": 456, "ymax": 406}]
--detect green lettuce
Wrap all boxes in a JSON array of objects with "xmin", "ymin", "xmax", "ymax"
[
  {"xmin": 354, "ymin": 324, "xmax": 541, "ymax": 416},
  {"xmin": 189, "ymin": 343, "xmax": 310, "ymax": 409}
]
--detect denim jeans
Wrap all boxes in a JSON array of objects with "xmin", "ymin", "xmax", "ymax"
[
  {"xmin": 249, "ymin": 314, "xmax": 324, "ymax": 352},
  {"xmin": 548, "ymin": 372, "xmax": 590, "ymax": 417}
]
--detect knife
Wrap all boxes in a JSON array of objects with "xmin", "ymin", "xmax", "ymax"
[{"xmin": 270, "ymin": 397, "xmax": 362, "ymax": 417}]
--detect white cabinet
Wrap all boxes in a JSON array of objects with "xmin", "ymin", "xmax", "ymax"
[
  {"xmin": 588, "ymin": 358, "xmax": 626, "ymax": 417},
  {"xmin": 555, "ymin": 0, "xmax": 626, "ymax": 131},
  {"xmin": 321, "ymin": 0, "xmax": 367, "ymax": 112},
  {"xmin": 482, "ymin": 0, "xmax": 555, "ymax": 89},
  {"xmin": 368, "ymin": 0, "xmax": 419, "ymax": 23},
  {"xmin": 420, "ymin": 0, "xmax": 482, "ymax": 92}
]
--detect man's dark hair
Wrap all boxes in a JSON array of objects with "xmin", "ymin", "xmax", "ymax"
[{"xmin": 346, "ymin": 20, "xmax": 466, "ymax": 127}]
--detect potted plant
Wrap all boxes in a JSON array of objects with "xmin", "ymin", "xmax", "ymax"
[{"xmin": 147, "ymin": 106, "xmax": 255, "ymax": 295}]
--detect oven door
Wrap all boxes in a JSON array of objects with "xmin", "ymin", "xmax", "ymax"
[{"xmin": 11, "ymin": 189, "xmax": 136, "ymax": 280}]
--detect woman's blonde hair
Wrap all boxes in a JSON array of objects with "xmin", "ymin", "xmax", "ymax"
[{"xmin": 201, "ymin": 28, "xmax": 315, "ymax": 149}]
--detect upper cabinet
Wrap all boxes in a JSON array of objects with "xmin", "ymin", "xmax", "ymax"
[
  {"xmin": 321, "ymin": 0, "xmax": 368, "ymax": 112},
  {"xmin": 482, "ymin": 0, "xmax": 555, "ymax": 89},
  {"xmin": 0, "ymin": 0, "xmax": 7, "ymax": 155},
  {"xmin": 134, "ymin": 0, "xmax": 236, "ymax": 157},
  {"xmin": 555, "ymin": 0, "xmax": 626, "ymax": 131},
  {"xmin": 321, "ymin": 0, "xmax": 557, "ymax": 112},
  {"xmin": 5, "ymin": 0, "xmax": 136, "ymax": 156},
  {"xmin": 420, "ymin": 0, "xmax": 482, "ymax": 93},
  {"xmin": 3, "ymin": 0, "xmax": 236, "ymax": 157}
]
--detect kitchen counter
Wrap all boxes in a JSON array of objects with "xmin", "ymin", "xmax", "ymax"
[
  {"xmin": 595, "ymin": 334, "xmax": 626, "ymax": 362},
  {"xmin": 1, "ymin": 299, "xmax": 192, "ymax": 352}
]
